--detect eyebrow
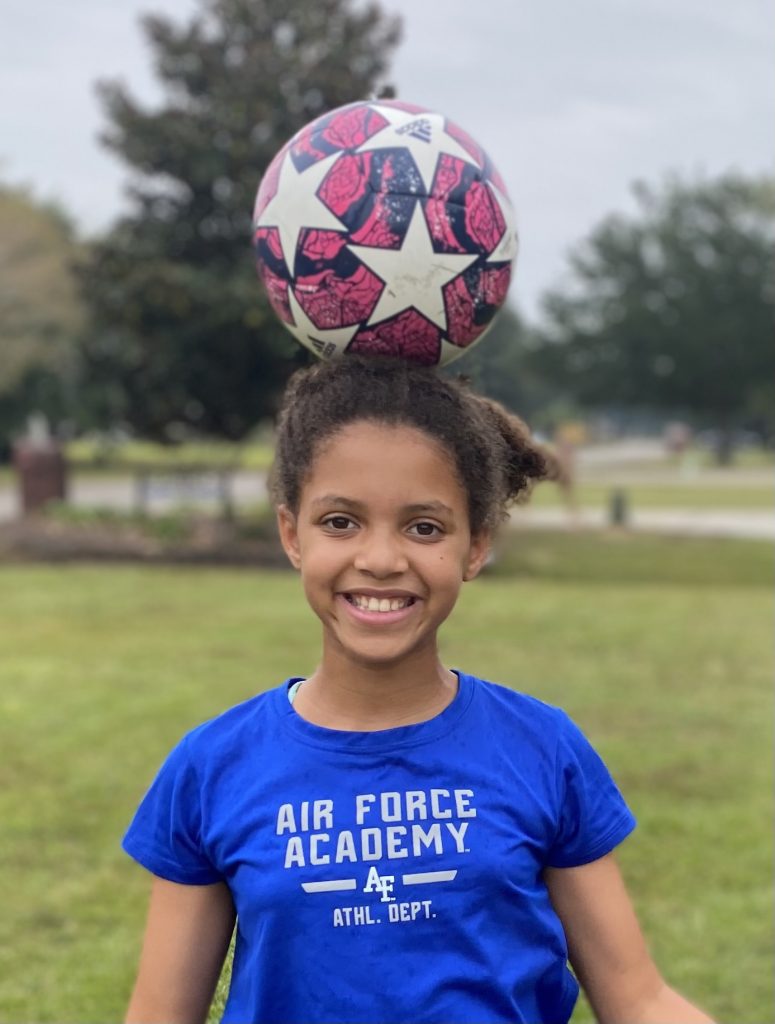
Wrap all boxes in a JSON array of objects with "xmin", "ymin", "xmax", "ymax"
[{"xmin": 309, "ymin": 495, "xmax": 455, "ymax": 517}]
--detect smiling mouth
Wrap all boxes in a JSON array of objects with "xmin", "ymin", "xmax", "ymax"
[{"xmin": 344, "ymin": 594, "xmax": 416, "ymax": 613}]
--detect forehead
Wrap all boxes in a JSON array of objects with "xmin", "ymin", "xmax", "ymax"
[{"xmin": 302, "ymin": 421, "xmax": 467, "ymax": 508}]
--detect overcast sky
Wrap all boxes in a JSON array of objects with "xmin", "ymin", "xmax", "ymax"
[{"xmin": 2, "ymin": 0, "xmax": 772, "ymax": 319}]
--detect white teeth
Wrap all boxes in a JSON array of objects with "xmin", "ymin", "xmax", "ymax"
[{"xmin": 348, "ymin": 594, "xmax": 411, "ymax": 612}]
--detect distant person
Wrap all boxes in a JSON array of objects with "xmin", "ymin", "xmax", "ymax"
[
  {"xmin": 664, "ymin": 421, "xmax": 692, "ymax": 458},
  {"xmin": 553, "ymin": 420, "xmax": 586, "ymax": 521},
  {"xmin": 121, "ymin": 357, "xmax": 715, "ymax": 1024}
]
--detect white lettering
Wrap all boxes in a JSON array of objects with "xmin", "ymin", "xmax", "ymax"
[
  {"xmin": 405, "ymin": 791, "xmax": 427, "ymax": 821},
  {"xmin": 361, "ymin": 827, "xmax": 382, "ymax": 861},
  {"xmin": 430, "ymin": 788, "xmax": 452, "ymax": 819},
  {"xmin": 387, "ymin": 899, "xmax": 433, "ymax": 922},
  {"xmin": 276, "ymin": 803, "xmax": 296, "ymax": 835},
  {"xmin": 363, "ymin": 865, "xmax": 395, "ymax": 902},
  {"xmin": 284, "ymin": 836, "xmax": 305, "ymax": 868},
  {"xmin": 411, "ymin": 822, "xmax": 443, "ymax": 855},
  {"xmin": 381, "ymin": 792, "xmax": 402, "ymax": 822},
  {"xmin": 310, "ymin": 833, "xmax": 330, "ymax": 865},
  {"xmin": 314, "ymin": 800, "xmax": 334, "ymax": 829},
  {"xmin": 277, "ymin": 799, "xmax": 334, "ymax": 834},
  {"xmin": 445, "ymin": 821, "xmax": 469, "ymax": 852},
  {"xmin": 385, "ymin": 825, "xmax": 409, "ymax": 859},
  {"xmin": 335, "ymin": 830, "xmax": 357, "ymax": 863},
  {"xmin": 355, "ymin": 793, "xmax": 376, "ymax": 825},
  {"xmin": 455, "ymin": 789, "xmax": 476, "ymax": 818},
  {"xmin": 333, "ymin": 905, "xmax": 377, "ymax": 926}
]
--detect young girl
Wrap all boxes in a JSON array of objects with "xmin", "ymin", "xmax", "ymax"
[{"xmin": 123, "ymin": 355, "xmax": 715, "ymax": 1024}]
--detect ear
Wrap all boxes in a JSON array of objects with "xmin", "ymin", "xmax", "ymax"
[
  {"xmin": 463, "ymin": 531, "xmax": 492, "ymax": 582},
  {"xmin": 276, "ymin": 504, "xmax": 302, "ymax": 570}
]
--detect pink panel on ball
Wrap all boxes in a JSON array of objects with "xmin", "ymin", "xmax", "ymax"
[
  {"xmin": 298, "ymin": 228, "xmax": 349, "ymax": 263},
  {"xmin": 349, "ymin": 309, "xmax": 441, "ymax": 365},
  {"xmin": 481, "ymin": 263, "xmax": 512, "ymax": 306},
  {"xmin": 254, "ymin": 225, "xmax": 284, "ymax": 264},
  {"xmin": 318, "ymin": 152, "xmax": 373, "ymax": 219},
  {"xmin": 464, "ymin": 181, "xmax": 506, "ymax": 253},
  {"xmin": 253, "ymin": 143, "xmax": 288, "ymax": 220},
  {"xmin": 431, "ymin": 154, "xmax": 468, "ymax": 200},
  {"xmin": 443, "ymin": 263, "xmax": 512, "ymax": 347},
  {"xmin": 349, "ymin": 191, "xmax": 402, "ymax": 248},
  {"xmin": 423, "ymin": 197, "xmax": 466, "ymax": 254},
  {"xmin": 296, "ymin": 259, "xmax": 385, "ymax": 330},
  {"xmin": 321, "ymin": 104, "xmax": 389, "ymax": 149},
  {"xmin": 443, "ymin": 276, "xmax": 485, "ymax": 347},
  {"xmin": 259, "ymin": 264, "xmax": 293, "ymax": 324}
]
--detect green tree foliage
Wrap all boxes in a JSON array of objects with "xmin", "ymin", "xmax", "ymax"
[
  {"xmin": 0, "ymin": 186, "xmax": 84, "ymax": 453},
  {"xmin": 78, "ymin": 0, "xmax": 401, "ymax": 440},
  {"xmin": 533, "ymin": 174, "xmax": 775, "ymax": 453}
]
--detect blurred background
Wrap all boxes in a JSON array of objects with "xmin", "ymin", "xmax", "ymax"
[{"xmin": 0, "ymin": 1, "xmax": 772, "ymax": 1021}]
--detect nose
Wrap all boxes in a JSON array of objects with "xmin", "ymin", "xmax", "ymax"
[{"xmin": 353, "ymin": 527, "xmax": 409, "ymax": 578}]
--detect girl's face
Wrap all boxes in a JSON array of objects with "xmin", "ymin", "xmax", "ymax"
[{"xmin": 277, "ymin": 421, "xmax": 491, "ymax": 673}]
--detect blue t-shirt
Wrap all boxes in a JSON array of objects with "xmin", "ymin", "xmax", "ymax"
[{"xmin": 123, "ymin": 672, "xmax": 636, "ymax": 1024}]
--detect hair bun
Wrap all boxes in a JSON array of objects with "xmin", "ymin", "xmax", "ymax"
[{"xmin": 476, "ymin": 398, "xmax": 559, "ymax": 503}]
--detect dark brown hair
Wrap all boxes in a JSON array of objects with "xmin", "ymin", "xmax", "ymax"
[{"xmin": 270, "ymin": 355, "xmax": 554, "ymax": 534}]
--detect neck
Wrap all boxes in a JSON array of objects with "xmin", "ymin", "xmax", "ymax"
[{"xmin": 292, "ymin": 646, "xmax": 458, "ymax": 731}]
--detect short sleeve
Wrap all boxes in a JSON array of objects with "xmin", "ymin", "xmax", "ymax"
[
  {"xmin": 122, "ymin": 734, "xmax": 222, "ymax": 885},
  {"xmin": 545, "ymin": 710, "xmax": 636, "ymax": 868}
]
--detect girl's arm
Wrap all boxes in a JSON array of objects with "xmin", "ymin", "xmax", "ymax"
[
  {"xmin": 544, "ymin": 853, "xmax": 716, "ymax": 1024},
  {"xmin": 126, "ymin": 876, "xmax": 236, "ymax": 1024}
]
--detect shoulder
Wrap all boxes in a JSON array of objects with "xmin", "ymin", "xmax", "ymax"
[
  {"xmin": 177, "ymin": 680, "xmax": 293, "ymax": 767},
  {"xmin": 467, "ymin": 672, "xmax": 572, "ymax": 734},
  {"xmin": 468, "ymin": 674, "xmax": 610, "ymax": 763}
]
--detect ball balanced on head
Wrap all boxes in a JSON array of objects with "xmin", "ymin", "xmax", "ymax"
[{"xmin": 252, "ymin": 99, "xmax": 517, "ymax": 367}]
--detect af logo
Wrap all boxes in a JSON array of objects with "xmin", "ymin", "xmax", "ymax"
[{"xmin": 363, "ymin": 866, "xmax": 395, "ymax": 903}]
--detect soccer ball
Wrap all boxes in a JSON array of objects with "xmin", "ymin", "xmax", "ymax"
[{"xmin": 252, "ymin": 99, "xmax": 517, "ymax": 367}]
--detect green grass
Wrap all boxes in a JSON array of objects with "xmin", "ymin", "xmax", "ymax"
[
  {"xmin": 490, "ymin": 530, "xmax": 773, "ymax": 588},
  {"xmin": 63, "ymin": 437, "xmax": 276, "ymax": 473},
  {"xmin": 0, "ymin": 534, "xmax": 771, "ymax": 1023}
]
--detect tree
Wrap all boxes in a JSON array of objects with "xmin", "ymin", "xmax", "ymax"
[
  {"xmin": 78, "ymin": 0, "xmax": 401, "ymax": 441},
  {"xmin": 0, "ymin": 186, "xmax": 84, "ymax": 454},
  {"xmin": 533, "ymin": 174, "xmax": 775, "ymax": 459}
]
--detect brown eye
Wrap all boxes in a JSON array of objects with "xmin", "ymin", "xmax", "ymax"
[
  {"xmin": 411, "ymin": 522, "xmax": 441, "ymax": 537},
  {"xmin": 323, "ymin": 515, "xmax": 355, "ymax": 531}
]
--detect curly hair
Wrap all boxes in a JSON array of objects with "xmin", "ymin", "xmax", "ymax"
[{"xmin": 269, "ymin": 355, "xmax": 554, "ymax": 535}]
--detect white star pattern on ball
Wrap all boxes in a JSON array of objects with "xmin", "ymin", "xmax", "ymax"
[
  {"xmin": 252, "ymin": 99, "xmax": 519, "ymax": 366},
  {"xmin": 358, "ymin": 104, "xmax": 481, "ymax": 193},
  {"xmin": 485, "ymin": 181, "xmax": 519, "ymax": 263},
  {"xmin": 255, "ymin": 151, "xmax": 345, "ymax": 275},
  {"xmin": 348, "ymin": 203, "xmax": 479, "ymax": 332},
  {"xmin": 286, "ymin": 288, "xmax": 358, "ymax": 359}
]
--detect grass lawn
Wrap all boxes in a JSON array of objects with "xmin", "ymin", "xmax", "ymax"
[
  {"xmin": 0, "ymin": 533, "xmax": 771, "ymax": 1023},
  {"xmin": 63, "ymin": 437, "xmax": 276, "ymax": 473}
]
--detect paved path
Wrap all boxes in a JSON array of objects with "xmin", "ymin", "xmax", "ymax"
[
  {"xmin": 0, "ymin": 468, "xmax": 771, "ymax": 540},
  {"xmin": 0, "ymin": 471, "xmax": 269, "ymax": 522}
]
